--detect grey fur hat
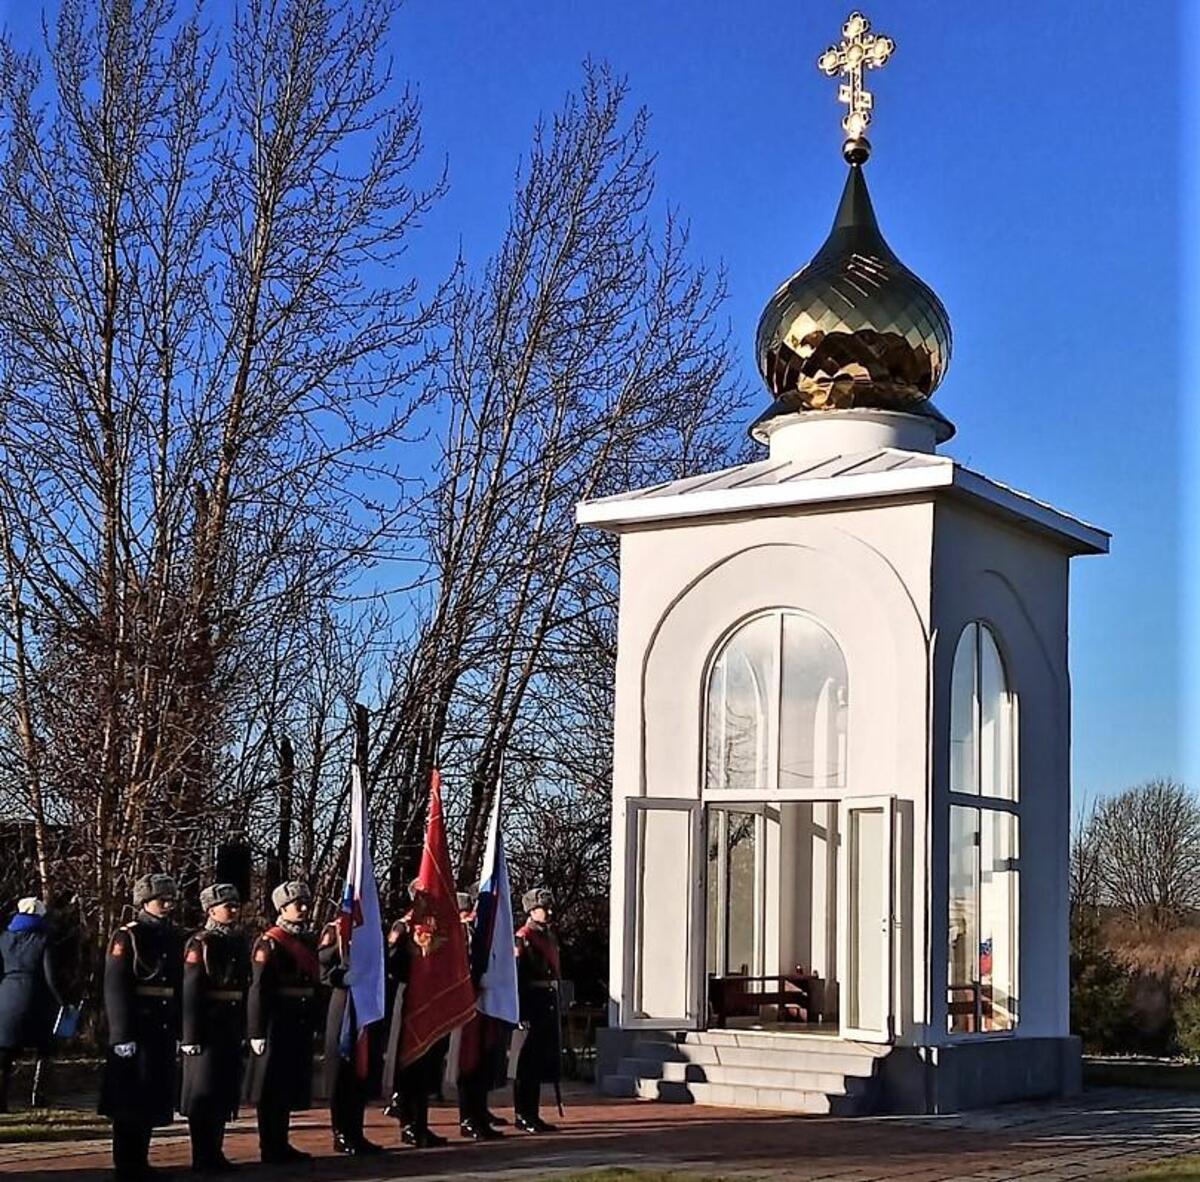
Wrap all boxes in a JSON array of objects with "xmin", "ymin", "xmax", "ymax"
[
  {"xmin": 271, "ymin": 880, "xmax": 312, "ymax": 912},
  {"xmin": 521, "ymin": 886, "xmax": 554, "ymax": 914},
  {"xmin": 200, "ymin": 882, "xmax": 241, "ymax": 912},
  {"xmin": 133, "ymin": 873, "xmax": 178, "ymax": 907}
]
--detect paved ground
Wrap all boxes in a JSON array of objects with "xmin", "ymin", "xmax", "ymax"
[{"xmin": 2, "ymin": 1086, "xmax": 1199, "ymax": 1181}]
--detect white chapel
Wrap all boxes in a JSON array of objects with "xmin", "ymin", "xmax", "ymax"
[{"xmin": 578, "ymin": 12, "xmax": 1109, "ymax": 1114}]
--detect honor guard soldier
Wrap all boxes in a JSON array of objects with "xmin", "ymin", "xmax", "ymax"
[
  {"xmin": 319, "ymin": 918, "xmax": 384, "ymax": 1156},
  {"xmin": 455, "ymin": 889, "xmax": 504, "ymax": 1140},
  {"xmin": 380, "ymin": 884, "xmax": 447, "ymax": 1149},
  {"xmin": 179, "ymin": 883, "xmax": 250, "ymax": 1175},
  {"xmin": 513, "ymin": 887, "xmax": 562, "ymax": 1133},
  {"xmin": 98, "ymin": 873, "xmax": 183, "ymax": 1181},
  {"xmin": 245, "ymin": 880, "xmax": 320, "ymax": 1164}
]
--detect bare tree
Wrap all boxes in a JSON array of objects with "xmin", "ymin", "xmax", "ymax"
[
  {"xmin": 368, "ymin": 64, "xmax": 747, "ymax": 905},
  {"xmin": 1091, "ymin": 780, "xmax": 1200, "ymax": 930},
  {"xmin": 1070, "ymin": 794, "xmax": 1102, "ymax": 918},
  {"xmin": 0, "ymin": 0, "xmax": 438, "ymax": 944}
]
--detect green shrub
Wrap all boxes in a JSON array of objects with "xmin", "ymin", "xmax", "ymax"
[
  {"xmin": 1071, "ymin": 910, "xmax": 1134, "ymax": 1053},
  {"xmin": 1172, "ymin": 992, "xmax": 1200, "ymax": 1059}
]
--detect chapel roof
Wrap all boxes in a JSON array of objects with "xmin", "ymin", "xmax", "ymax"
[{"xmin": 575, "ymin": 447, "xmax": 1109, "ymax": 556}]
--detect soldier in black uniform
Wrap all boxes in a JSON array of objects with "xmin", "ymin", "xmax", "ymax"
[
  {"xmin": 513, "ymin": 886, "xmax": 562, "ymax": 1134},
  {"xmin": 179, "ymin": 883, "xmax": 250, "ymax": 1175},
  {"xmin": 455, "ymin": 889, "xmax": 505, "ymax": 1140},
  {"xmin": 245, "ymin": 880, "xmax": 320, "ymax": 1165},
  {"xmin": 380, "ymin": 887, "xmax": 447, "ymax": 1149},
  {"xmin": 318, "ymin": 918, "xmax": 384, "ymax": 1156},
  {"xmin": 98, "ymin": 873, "xmax": 184, "ymax": 1181}
]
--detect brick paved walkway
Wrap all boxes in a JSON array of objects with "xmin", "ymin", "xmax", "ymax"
[{"xmin": 2, "ymin": 1086, "xmax": 1198, "ymax": 1181}]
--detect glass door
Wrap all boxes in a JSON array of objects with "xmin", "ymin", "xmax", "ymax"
[
  {"xmin": 705, "ymin": 805, "xmax": 766, "ymax": 980},
  {"xmin": 624, "ymin": 798, "xmax": 704, "ymax": 1029},
  {"xmin": 838, "ymin": 796, "xmax": 895, "ymax": 1043}
]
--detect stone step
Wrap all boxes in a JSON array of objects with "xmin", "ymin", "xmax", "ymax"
[
  {"xmin": 599, "ymin": 1072, "xmax": 636, "ymax": 1098},
  {"xmin": 627, "ymin": 1039, "xmax": 880, "ymax": 1077},
  {"xmin": 653, "ymin": 1029, "xmax": 892, "ymax": 1056},
  {"xmin": 629, "ymin": 1075, "xmax": 866, "ymax": 1115},
  {"xmin": 618, "ymin": 1055, "xmax": 870, "ymax": 1096}
]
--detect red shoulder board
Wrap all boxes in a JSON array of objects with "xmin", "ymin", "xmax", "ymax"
[
  {"xmin": 185, "ymin": 945, "xmax": 203, "ymax": 965},
  {"xmin": 110, "ymin": 934, "xmax": 126, "ymax": 957},
  {"xmin": 318, "ymin": 925, "xmax": 337, "ymax": 948},
  {"xmin": 254, "ymin": 941, "xmax": 271, "ymax": 964}
]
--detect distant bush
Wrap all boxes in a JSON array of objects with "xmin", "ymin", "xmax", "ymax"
[
  {"xmin": 1071, "ymin": 936, "xmax": 1134, "ymax": 1053},
  {"xmin": 1173, "ymin": 993, "xmax": 1200, "ymax": 1059}
]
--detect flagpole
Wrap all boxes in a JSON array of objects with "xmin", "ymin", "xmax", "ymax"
[{"xmin": 354, "ymin": 703, "xmax": 369, "ymax": 782}]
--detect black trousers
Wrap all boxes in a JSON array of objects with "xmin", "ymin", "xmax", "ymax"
[
  {"xmin": 256, "ymin": 1101, "xmax": 292, "ymax": 1158},
  {"xmin": 458, "ymin": 1067, "xmax": 491, "ymax": 1126},
  {"xmin": 187, "ymin": 1102, "xmax": 227, "ymax": 1168},
  {"xmin": 330, "ymin": 1059, "xmax": 368, "ymax": 1142},
  {"xmin": 513, "ymin": 1076, "xmax": 542, "ymax": 1121},
  {"xmin": 112, "ymin": 1119, "xmax": 153, "ymax": 1177},
  {"xmin": 0, "ymin": 1048, "xmax": 13, "ymax": 1113}
]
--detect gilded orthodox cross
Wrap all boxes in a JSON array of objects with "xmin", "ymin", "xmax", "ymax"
[{"xmin": 817, "ymin": 11, "xmax": 895, "ymax": 157}]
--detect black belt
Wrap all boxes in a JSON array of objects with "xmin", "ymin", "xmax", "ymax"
[
  {"xmin": 135, "ymin": 986, "xmax": 175, "ymax": 998},
  {"xmin": 208, "ymin": 990, "xmax": 245, "ymax": 1001},
  {"xmin": 278, "ymin": 987, "xmax": 314, "ymax": 998}
]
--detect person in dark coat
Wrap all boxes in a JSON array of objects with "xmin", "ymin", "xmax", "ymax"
[
  {"xmin": 380, "ymin": 890, "xmax": 447, "ymax": 1150},
  {"xmin": 0, "ymin": 897, "xmax": 64, "ymax": 1113},
  {"xmin": 179, "ymin": 883, "xmax": 250, "ymax": 1175},
  {"xmin": 513, "ymin": 886, "xmax": 562, "ymax": 1134},
  {"xmin": 318, "ymin": 919, "xmax": 384, "ymax": 1156},
  {"xmin": 455, "ymin": 889, "xmax": 504, "ymax": 1140},
  {"xmin": 98, "ymin": 873, "xmax": 184, "ymax": 1181},
  {"xmin": 244, "ymin": 880, "xmax": 320, "ymax": 1165}
]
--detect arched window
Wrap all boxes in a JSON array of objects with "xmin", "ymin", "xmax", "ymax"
[
  {"xmin": 947, "ymin": 621, "xmax": 1018, "ymax": 1035},
  {"xmin": 705, "ymin": 610, "xmax": 848, "ymax": 793},
  {"xmin": 949, "ymin": 622, "xmax": 1015, "ymax": 800}
]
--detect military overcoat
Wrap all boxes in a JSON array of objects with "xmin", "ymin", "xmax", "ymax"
[
  {"xmin": 179, "ymin": 926, "xmax": 251, "ymax": 1120},
  {"xmin": 243, "ymin": 925, "xmax": 320, "ymax": 1111},
  {"xmin": 515, "ymin": 921, "xmax": 561, "ymax": 1084},
  {"xmin": 97, "ymin": 914, "xmax": 183, "ymax": 1127}
]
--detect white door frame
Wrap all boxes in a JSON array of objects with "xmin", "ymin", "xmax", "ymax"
[
  {"xmin": 838, "ymin": 795, "xmax": 896, "ymax": 1043},
  {"xmin": 623, "ymin": 797, "xmax": 704, "ymax": 1030}
]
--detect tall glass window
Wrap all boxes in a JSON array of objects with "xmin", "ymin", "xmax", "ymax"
[
  {"xmin": 947, "ymin": 622, "xmax": 1019, "ymax": 1033},
  {"xmin": 705, "ymin": 610, "xmax": 848, "ymax": 793},
  {"xmin": 706, "ymin": 808, "xmax": 761, "ymax": 978}
]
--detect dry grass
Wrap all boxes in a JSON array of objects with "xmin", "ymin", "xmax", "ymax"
[
  {"xmin": 0, "ymin": 1109, "xmax": 109, "ymax": 1144},
  {"xmin": 1122, "ymin": 1158, "xmax": 1200, "ymax": 1180},
  {"xmin": 1102, "ymin": 917, "xmax": 1200, "ymax": 986}
]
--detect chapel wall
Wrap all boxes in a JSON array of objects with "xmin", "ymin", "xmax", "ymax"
[
  {"xmin": 607, "ymin": 501, "xmax": 935, "ymax": 1037},
  {"xmin": 930, "ymin": 500, "xmax": 1072, "ymax": 1041}
]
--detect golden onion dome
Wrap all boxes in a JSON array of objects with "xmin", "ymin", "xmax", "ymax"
[{"xmin": 753, "ymin": 161, "xmax": 953, "ymax": 441}]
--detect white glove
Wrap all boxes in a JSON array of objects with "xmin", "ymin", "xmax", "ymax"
[
  {"xmin": 181, "ymin": 1044, "xmax": 202, "ymax": 1056},
  {"xmin": 250, "ymin": 1038, "xmax": 267, "ymax": 1056},
  {"xmin": 113, "ymin": 1042, "xmax": 137, "ymax": 1058}
]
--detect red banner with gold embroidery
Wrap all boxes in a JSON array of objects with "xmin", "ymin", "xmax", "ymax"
[{"xmin": 398, "ymin": 768, "xmax": 476, "ymax": 1067}]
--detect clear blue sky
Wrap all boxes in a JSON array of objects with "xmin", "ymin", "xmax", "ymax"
[
  {"xmin": 2, "ymin": 2, "xmax": 1190, "ymax": 801},
  {"xmin": 387, "ymin": 1, "xmax": 1186, "ymax": 804}
]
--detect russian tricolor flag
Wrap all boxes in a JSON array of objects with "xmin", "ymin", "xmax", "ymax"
[
  {"xmin": 472, "ymin": 789, "xmax": 520, "ymax": 1026},
  {"xmin": 338, "ymin": 728, "xmax": 385, "ymax": 1077}
]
